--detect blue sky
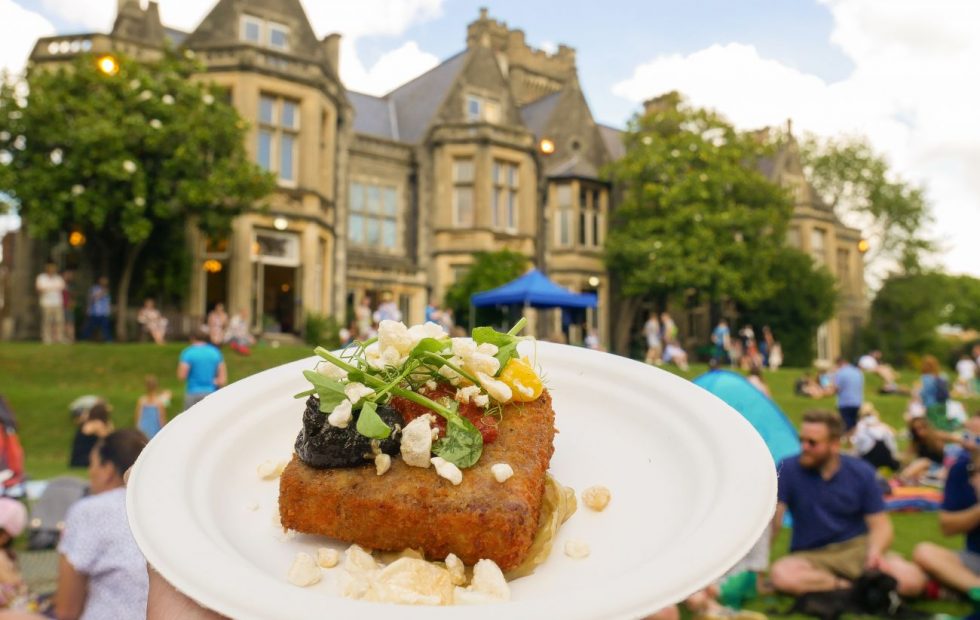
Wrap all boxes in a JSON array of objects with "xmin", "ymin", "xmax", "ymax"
[{"xmin": 1, "ymin": 0, "xmax": 978, "ymax": 278}]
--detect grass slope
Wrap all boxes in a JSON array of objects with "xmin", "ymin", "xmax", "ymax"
[{"xmin": 0, "ymin": 344, "xmax": 975, "ymax": 617}]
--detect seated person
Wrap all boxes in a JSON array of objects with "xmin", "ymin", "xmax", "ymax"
[
  {"xmin": 852, "ymin": 404, "xmax": 900, "ymax": 472},
  {"xmin": 913, "ymin": 413, "xmax": 980, "ymax": 598},
  {"xmin": 898, "ymin": 416, "xmax": 956, "ymax": 485},
  {"xmin": 0, "ymin": 498, "xmax": 28, "ymax": 610},
  {"xmin": 69, "ymin": 402, "xmax": 113, "ymax": 468},
  {"xmin": 56, "ymin": 429, "xmax": 149, "ymax": 619},
  {"xmin": 795, "ymin": 374, "xmax": 824, "ymax": 399},
  {"xmin": 770, "ymin": 410, "xmax": 926, "ymax": 597},
  {"xmin": 223, "ymin": 309, "xmax": 255, "ymax": 355},
  {"xmin": 136, "ymin": 298, "xmax": 168, "ymax": 345}
]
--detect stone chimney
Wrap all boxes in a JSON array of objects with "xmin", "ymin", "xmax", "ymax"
[
  {"xmin": 321, "ymin": 33, "xmax": 341, "ymax": 73},
  {"xmin": 642, "ymin": 91, "xmax": 681, "ymax": 116}
]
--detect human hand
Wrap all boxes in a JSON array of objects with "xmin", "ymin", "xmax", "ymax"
[
  {"xmin": 147, "ymin": 565, "xmax": 227, "ymax": 620},
  {"xmin": 865, "ymin": 549, "xmax": 882, "ymax": 570}
]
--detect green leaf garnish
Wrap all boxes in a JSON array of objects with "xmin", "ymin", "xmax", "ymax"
[
  {"xmin": 472, "ymin": 317, "xmax": 528, "ymax": 373},
  {"xmin": 410, "ymin": 337, "xmax": 449, "ymax": 357},
  {"xmin": 302, "ymin": 369, "xmax": 347, "ymax": 412},
  {"xmin": 356, "ymin": 401, "xmax": 391, "ymax": 439},
  {"xmin": 432, "ymin": 415, "xmax": 484, "ymax": 469}
]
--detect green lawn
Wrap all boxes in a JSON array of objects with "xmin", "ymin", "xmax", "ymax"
[{"xmin": 0, "ymin": 344, "xmax": 976, "ymax": 617}]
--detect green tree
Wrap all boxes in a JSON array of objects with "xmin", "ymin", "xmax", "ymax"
[
  {"xmin": 801, "ymin": 136, "xmax": 934, "ymax": 277},
  {"xmin": 604, "ymin": 92, "xmax": 794, "ymax": 354},
  {"xmin": 738, "ymin": 247, "xmax": 837, "ymax": 366},
  {"xmin": 867, "ymin": 272, "xmax": 950, "ymax": 363},
  {"xmin": 444, "ymin": 250, "xmax": 529, "ymax": 330},
  {"xmin": 0, "ymin": 50, "xmax": 275, "ymax": 340}
]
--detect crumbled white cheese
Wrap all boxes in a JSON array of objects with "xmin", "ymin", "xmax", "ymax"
[
  {"xmin": 401, "ymin": 415, "xmax": 434, "ymax": 467},
  {"xmin": 582, "ymin": 485, "xmax": 612, "ymax": 511},
  {"xmin": 564, "ymin": 540, "xmax": 590, "ymax": 559},
  {"xmin": 491, "ymin": 463, "xmax": 514, "ymax": 483},
  {"xmin": 476, "ymin": 342, "xmax": 498, "ymax": 356},
  {"xmin": 444, "ymin": 553, "xmax": 466, "ymax": 586},
  {"xmin": 256, "ymin": 459, "xmax": 285, "ymax": 480},
  {"xmin": 287, "ymin": 552, "xmax": 321, "ymax": 587},
  {"xmin": 316, "ymin": 547, "xmax": 340, "ymax": 569},
  {"xmin": 344, "ymin": 382, "xmax": 374, "ymax": 404},
  {"xmin": 378, "ymin": 320, "xmax": 413, "ymax": 356},
  {"xmin": 431, "ymin": 426, "xmax": 441, "ymax": 441},
  {"xmin": 345, "ymin": 545, "xmax": 379, "ymax": 572},
  {"xmin": 455, "ymin": 385, "xmax": 481, "ymax": 404},
  {"xmin": 375, "ymin": 453, "xmax": 392, "ymax": 476},
  {"xmin": 408, "ymin": 321, "xmax": 447, "ymax": 342},
  {"xmin": 438, "ymin": 358, "xmax": 463, "ymax": 381},
  {"xmin": 425, "ymin": 379, "xmax": 438, "ymax": 391},
  {"xmin": 473, "ymin": 394, "xmax": 489, "ymax": 408},
  {"xmin": 451, "ymin": 338, "xmax": 501, "ymax": 376},
  {"xmin": 317, "ymin": 362, "xmax": 347, "ymax": 380},
  {"xmin": 476, "ymin": 372, "xmax": 513, "ymax": 403},
  {"xmin": 431, "ymin": 457, "xmax": 463, "ymax": 485},
  {"xmin": 375, "ymin": 557, "xmax": 454, "ymax": 605},
  {"xmin": 328, "ymin": 399, "xmax": 353, "ymax": 428},
  {"xmin": 467, "ymin": 559, "xmax": 510, "ymax": 600}
]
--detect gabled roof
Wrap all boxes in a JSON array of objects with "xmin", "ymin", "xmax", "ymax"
[
  {"xmin": 183, "ymin": 0, "xmax": 321, "ymax": 61},
  {"xmin": 347, "ymin": 91, "xmax": 396, "ymax": 140},
  {"xmin": 546, "ymin": 154, "xmax": 600, "ymax": 179},
  {"xmin": 386, "ymin": 51, "xmax": 468, "ymax": 144},
  {"xmin": 598, "ymin": 124, "xmax": 625, "ymax": 161},
  {"xmin": 519, "ymin": 91, "xmax": 561, "ymax": 137}
]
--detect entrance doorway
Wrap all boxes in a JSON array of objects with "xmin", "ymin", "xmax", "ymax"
[{"xmin": 259, "ymin": 264, "xmax": 298, "ymax": 334}]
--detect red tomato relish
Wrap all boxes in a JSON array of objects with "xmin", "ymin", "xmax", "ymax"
[{"xmin": 390, "ymin": 385, "xmax": 498, "ymax": 444}]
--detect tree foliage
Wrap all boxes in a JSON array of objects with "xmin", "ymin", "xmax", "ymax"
[
  {"xmin": 801, "ymin": 136, "xmax": 934, "ymax": 278},
  {"xmin": 868, "ymin": 272, "xmax": 980, "ymax": 364},
  {"xmin": 444, "ymin": 250, "xmax": 529, "ymax": 330},
  {"xmin": 604, "ymin": 92, "xmax": 794, "ymax": 352},
  {"xmin": 738, "ymin": 247, "xmax": 837, "ymax": 366},
  {"xmin": 0, "ymin": 50, "xmax": 275, "ymax": 339}
]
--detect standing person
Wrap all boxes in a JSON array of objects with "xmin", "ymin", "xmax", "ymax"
[
  {"xmin": 373, "ymin": 291, "xmax": 401, "ymax": 323},
  {"xmin": 711, "ymin": 319, "xmax": 731, "ymax": 363},
  {"xmin": 206, "ymin": 303, "xmax": 228, "ymax": 347},
  {"xmin": 824, "ymin": 357, "xmax": 864, "ymax": 434},
  {"xmin": 134, "ymin": 375, "xmax": 167, "ymax": 440},
  {"xmin": 55, "ymin": 429, "xmax": 149, "ymax": 620},
  {"xmin": 354, "ymin": 296, "xmax": 373, "ymax": 340},
  {"xmin": 177, "ymin": 326, "xmax": 227, "ymax": 411},
  {"xmin": 35, "ymin": 262, "xmax": 65, "ymax": 345},
  {"xmin": 770, "ymin": 410, "xmax": 926, "ymax": 597},
  {"xmin": 956, "ymin": 353, "xmax": 978, "ymax": 397},
  {"xmin": 62, "ymin": 269, "xmax": 76, "ymax": 343},
  {"xmin": 82, "ymin": 276, "xmax": 112, "ymax": 342},
  {"xmin": 642, "ymin": 313, "xmax": 662, "ymax": 365},
  {"xmin": 761, "ymin": 325, "xmax": 775, "ymax": 367},
  {"xmin": 913, "ymin": 414, "xmax": 980, "ymax": 599}
]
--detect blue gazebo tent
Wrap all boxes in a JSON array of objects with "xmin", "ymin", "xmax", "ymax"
[
  {"xmin": 470, "ymin": 269, "xmax": 597, "ymax": 309},
  {"xmin": 693, "ymin": 369, "xmax": 800, "ymax": 466}
]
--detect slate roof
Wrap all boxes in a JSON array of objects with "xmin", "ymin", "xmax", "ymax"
[
  {"xmin": 597, "ymin": 123, "xmax": 625, "ymax": 160},
  {"xmin": 519, "ymin": 91, "xmax": 562, "ymax": 137},
  {"xmin": 346, "ymin": 91, "xmax": 395, "ymax": 140},
  {"xmin": 385, "ymin": 51, "xmax": 468, "ymax": 144}
]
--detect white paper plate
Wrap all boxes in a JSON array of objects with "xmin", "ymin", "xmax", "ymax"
[{"xmin": 127, "ymin": 341, "xmax": 776, "ymax": 620}]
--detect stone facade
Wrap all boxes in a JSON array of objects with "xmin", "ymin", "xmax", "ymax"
[{"xmin": 4, "ymin": 2, "xmax": 863, "ymax": 360}]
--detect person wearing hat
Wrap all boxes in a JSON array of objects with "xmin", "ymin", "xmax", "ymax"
[{"xmin": 0, "ymin": 497, "xmax": 28, "ymax": 609}]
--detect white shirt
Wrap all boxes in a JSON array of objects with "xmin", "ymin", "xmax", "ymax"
[
  {"xmin": 857, "ymin": 355, "xmax": 878, "ymax": 372},
  {"xmin": 956, "ymin": 358, "xmax": 977, "ymax": 381},
  {"xmin": 58, "ymin": 488, "xmax": 148, "ymax": 620},
  {"xmin": 35, "ymin": 273, "xmax": 65, "ymax": 308}
]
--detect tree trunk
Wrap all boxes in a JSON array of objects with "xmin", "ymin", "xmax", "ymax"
[
  {"xmin": 612, "ymin": 296, "xmax": 642, "ymax": 356},
  {"xmin": 115, "ymin": 240, "xmax": 147, "ymax": 342}
]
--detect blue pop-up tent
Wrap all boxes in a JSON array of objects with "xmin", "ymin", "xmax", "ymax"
[
  {"xmin": 693, "ymin": 369, "xmax": 800, "ymax": 467},
  {"xmin": 470, "ymin": 269, "xmax": 597, "ymax": 309}
]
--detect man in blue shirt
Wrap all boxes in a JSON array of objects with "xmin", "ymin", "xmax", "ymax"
[
  {"xmin": 826, "ymin": 358, "xmax": 864, "ymax": 432},
  {"xmin": 770, "ymin": 409, "xmax": 926, "ymax": 597},
  {"xmin": 177, "ymin": 326, "xmax": 227, "ymax": 411},
  {"xmin": 912, "ymin": 414, "xmax": 980, "ymax": 596}
]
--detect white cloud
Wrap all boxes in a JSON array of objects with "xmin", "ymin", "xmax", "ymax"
[
  {"xmin": 0, "ymin": 0, "xmax": 55, "ymax": 77},
  {"xmin": 341, "ymin": 40, "xmax": 438, "ymax": 95},
  {"xmin": 613, "ymin": 0, "xmax": 980, "ymax": 278},
  {"xmin": 4, "ymin": 0, "xmax": 444, "ymax": 96}
]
